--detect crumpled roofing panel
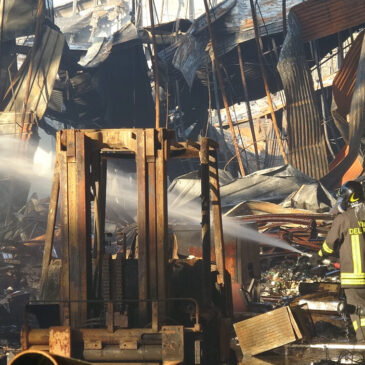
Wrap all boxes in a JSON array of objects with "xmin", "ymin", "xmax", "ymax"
[
  {"xmin": 281, "ymin": 183, "xmax": 336, "ymax": 213},
  {"xmin": 278, "ymin": 0, "xmax": 365, "ymax": 182},
  {"xmin": 291, "ymin": 0, "xmax": 365, "ymax": 42},
  {"xmin": 331, "ymin": 31, "xmax": 364, "ymax": 144},
  {"xmin": 1, "ymin": 25, "xmax": 65, "ymax": 121},
  {"xmin": 166, "ymin": 0, "xmax": 302, "ymax": 88},
  {"xmin": 168, "ymin": 164, "xmax": 316, "ymax": 209},
  {"xmin": 171, "ymin": 0, "xmax": 236, "ymax": 88},
  {"xmin": 0, "ymin": 25, "xmax": 65, "ymax": 119},
  {"xmin": 321, "ymin": 32, "xmax": 365, "ymax": 189},
  {"xmin": 277, "ymin": 12, "xmax": 328, "ymax": 180}
]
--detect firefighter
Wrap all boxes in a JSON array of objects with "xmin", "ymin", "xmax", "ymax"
[{"xmin": 317, "ymin": 180, "xmax": 365, "ymax": 342}]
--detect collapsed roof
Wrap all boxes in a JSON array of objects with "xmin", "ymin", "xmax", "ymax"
[{"xmin": 0, "ymin": 0, "xmax": 364, "ymax": 195}]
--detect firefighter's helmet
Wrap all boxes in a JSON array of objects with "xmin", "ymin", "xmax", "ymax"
[{"xmin": 337, "ymin": 181, "xmax": 364, "ymax": 211}]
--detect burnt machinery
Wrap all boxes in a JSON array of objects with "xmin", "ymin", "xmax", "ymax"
[{"xmin": 18, "ymin": 128, "xmax": 233, "ymax": 364}]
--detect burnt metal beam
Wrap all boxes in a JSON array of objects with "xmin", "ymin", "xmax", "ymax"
[
  {"xmin": 237, "ymin": 45, "xmax": 260, "ymax": 170},
  {"xmin": 203, "ymin": 0, "xmax": 246, "ymax": 177},
  {"xmin": 249, "ymin": 0, "xmax": 288, "ymax": 165}
]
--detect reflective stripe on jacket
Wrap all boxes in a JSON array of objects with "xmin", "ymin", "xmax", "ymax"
[{"xmin": 318, "ymin": 204, "xmax": 365, "ymax": 288}]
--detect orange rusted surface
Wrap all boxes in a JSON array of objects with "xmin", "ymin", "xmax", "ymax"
[
  {"xmin": 329, "ymin": 145, "xmax": 364, "ymax": 186},
  {"xmin": 332, "ymin": 32, "xmax": 365, "ymax": 120},
  {"xmin": 49, "ymin": 326, "xmax": 71, "ymax": 358},
  {"xmin": 292, "ymin": 0, "xmax": 365, "ymax": 42}
]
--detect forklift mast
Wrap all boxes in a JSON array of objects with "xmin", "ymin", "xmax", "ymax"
[{"xmin": 18, "ymin": 128, "xmax": 232, "ymax": 364}]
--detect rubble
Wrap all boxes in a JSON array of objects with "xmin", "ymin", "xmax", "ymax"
[
  {"xmin": 0, "ymin": 195, "xmax": 47, "ymax": 354},
  {"xmin": 0, "ymin": 0, "xmax": 365, "ymax": 364}
]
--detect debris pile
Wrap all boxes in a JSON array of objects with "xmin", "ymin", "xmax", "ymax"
[
  {"xmin": 260, "ymin": 256, "xmax": 341, "ymax": 303},
  {"xmin": 0, "ymin": 0, "xmax": 365, "ymax": 363},
  {"xmin": 260, "ymin": 259, "xmax": 314, "ymax": 301},
  {"xmin": 0, "ymin": 195, "xmax": 48, "ymax": 351}
]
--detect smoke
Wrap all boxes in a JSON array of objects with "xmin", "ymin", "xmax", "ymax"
[{"xmin": 0, "ymin": 136, "xmax": 54, "ymax": 197}]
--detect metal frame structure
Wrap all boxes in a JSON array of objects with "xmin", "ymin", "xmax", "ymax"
[{"xmin": 20, "ymin": 128, "xmax": 230, "ymax": 364}]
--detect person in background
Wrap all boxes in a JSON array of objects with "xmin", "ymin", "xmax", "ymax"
[{"xmin": 317, "ymin": 180, "xmax": 365, "ymax": 342}]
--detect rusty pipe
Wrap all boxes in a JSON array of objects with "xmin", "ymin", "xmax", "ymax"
[
  {"xmin": 25, "ymin": 328, "xmax": 160, "ymax": 346},
  {"xmin": 10, "ymin": 350, "xmax": 91, "ymax": 365},
  {"xmin": 83, "ymin": 345, "xmax": 162, "ymax": 362}
]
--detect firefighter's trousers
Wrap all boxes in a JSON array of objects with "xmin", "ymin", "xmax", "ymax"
[{"xmin": 345, "ymin": 288, "xmax": 365, "ymax": 342}]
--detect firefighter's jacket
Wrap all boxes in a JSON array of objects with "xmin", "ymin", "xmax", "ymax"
[{"xmin": 318, "ymin": 204, "xmax": 365, "ymax": 288}]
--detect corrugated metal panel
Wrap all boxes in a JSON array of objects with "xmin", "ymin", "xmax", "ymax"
[
  {"xmin": 1, "ymin": 26, "xmax": 65, "ymax": 120},
  {"xmin": 278, "ymin": 0, "xmax": 365, "ymax": 182},
  {"xmin": 138, "ymin": 0, "xmax": 301, "ymax": 28},
  {"xmin": 330, "ymin": 32, "xmax": 364, "ymax": 145},
  {"xmin": 171, "ymin": 0, "xmax": 237, "ymax": 87},
  {"xmin": 277, "ymin": 12, "xmax": 328, "ymax": 180},
  {"xmin": 292, "ymin": 0, "xmax": 365, "ymax": 42},
  {"xmin": 165, "ymin": 0, "xmax": 303, "ymax": 87},
  {"xmin": 321, "ymin": 32, "xmax": 365, "ymax": 189},
  {"xmin": 48, "ymin": 89, "xmax": 64, "ymax": 113},
  {"xmin": 332, "ymin": 32, "xmax": 364, "ymax": 130}
]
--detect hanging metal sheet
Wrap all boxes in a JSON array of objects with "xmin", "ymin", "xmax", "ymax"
[
  {"xmin": 167, "ymin": 0, "xmax": 304, "ymax": 88},
  {"xmin": 277, "ymin": 0, "xmax": 365, "ymax": 182},
  {"xmin": 172, "ymin": 0, "xmax": 236, "ymax": 88},
  {"xmin": 321, "ymin": 32, "xmax": 365, "ymax": 189},
  {"xmin": 277, "ymin": 13, "xmax": 328, "ymax": 180},
  {"xmin": 1, "ymin": 25, "xmax": 65, "ymax": 120},
  {"xmin": 331, "ymin": 32, "xmax": 365, "ymax": 144}
]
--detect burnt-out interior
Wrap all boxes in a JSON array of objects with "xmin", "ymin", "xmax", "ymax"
[{"xmin": 1, "ymin": 0, "xmax": 365, "ymax": 364}]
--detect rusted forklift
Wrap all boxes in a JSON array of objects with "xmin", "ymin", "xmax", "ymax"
[{"xmin": 14, "ymin": 128, "xmax": 234, "ymax": 364}]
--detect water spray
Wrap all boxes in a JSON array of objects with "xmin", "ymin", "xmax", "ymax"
[{"xmin": 0, "ymin": 135, "xmax": 310, "ymax": 256}]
